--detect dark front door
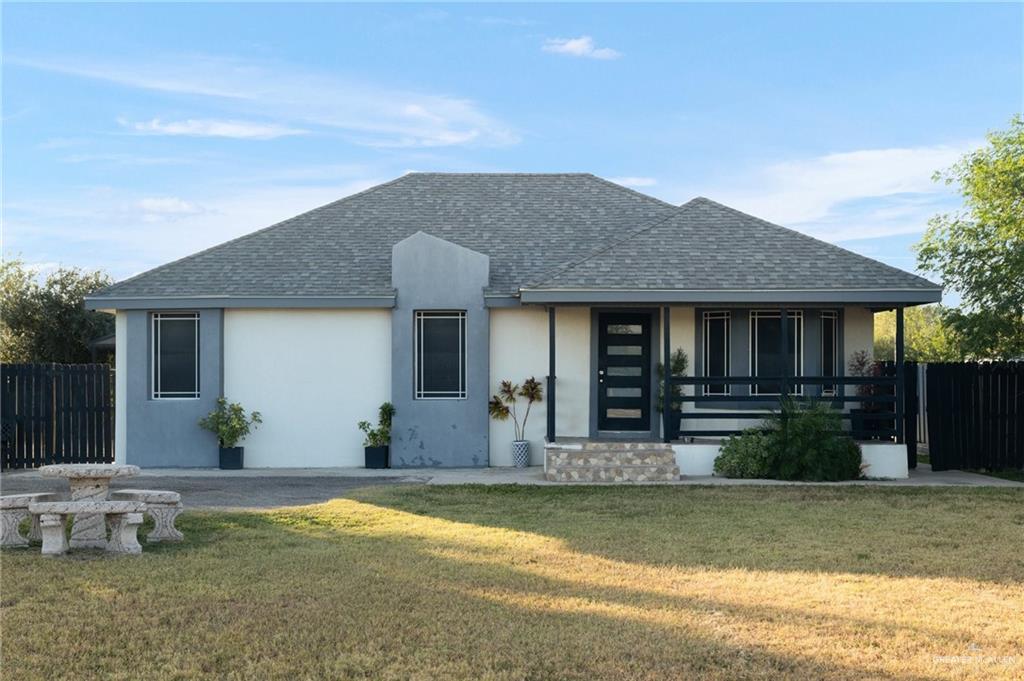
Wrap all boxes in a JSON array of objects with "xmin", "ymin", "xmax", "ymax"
[{"xmin": 597, "ymin": 312, "xmax": 651, "ymax": 431}]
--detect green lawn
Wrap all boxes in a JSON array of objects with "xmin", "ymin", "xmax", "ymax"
[{"xmin": 3, "ymin": 485, "xmax": 1023, "ymax": 680}]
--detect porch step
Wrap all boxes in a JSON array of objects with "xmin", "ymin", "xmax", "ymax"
[
  {"xmin": 545, "ymin": 442, "xmax": 679, "ymax": 482},
  {"xmin": 546, "ymin": 464, "xmax": 680, "ymax": 483}
]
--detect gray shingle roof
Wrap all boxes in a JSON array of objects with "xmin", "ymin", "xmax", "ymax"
[
  {"xmin": 527, "ymin": 197, "xmax": 940, "ymax": 291},
  {"xmin": 92, "ymin": 173, "xmax": 675, "ymax": 299},
  {"xmin": 90, "ymin": 173, "xmax": 939, "ymax": 302}
]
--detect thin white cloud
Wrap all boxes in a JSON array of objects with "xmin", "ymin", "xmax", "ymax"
[
  {"xmin": 607, "ymin": 176, "xmax": 656, "ymax": 188},
  {"xmin": 543, "ymin": 36, "xmax": 621, "ymax": 60},
  {"xmin": 700, "ymin": 141, "xmax": 980, "ymax": 242},
  {"xmin": 124, "ymin": 117, "xmax": 307, "ymax": 140},
  {"xmin": 5, "ymin": 180, "xmax": 382, "ymax": 280},
  {"xmin": 59, "ymin": 152, "xmax": 196, "ymax": 166},
  {"xmin": 470, "ymin": 17, "xmax": 537, "ymax": 27},
  {"xmin": 37, "ymin": 137, "xmax": 88, "ymax": 150},
  {"xmin": 138, "ymin": 197, "xmax": 204, "ymax": 214},
  {"xmin": 15, "ymin": 54, "xmax": 518, "ymax": 148}
]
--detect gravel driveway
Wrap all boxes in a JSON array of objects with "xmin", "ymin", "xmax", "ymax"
[{"xmin": 0, "ymin": 472, "xmax": 420, "ymax": 510}]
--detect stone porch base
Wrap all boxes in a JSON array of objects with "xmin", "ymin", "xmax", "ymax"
[{"xmin": 544, "ymin": 441, "xmax": 680, "ymax": 482}]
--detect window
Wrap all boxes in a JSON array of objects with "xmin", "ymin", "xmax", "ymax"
[
  {"xmin": 702, "ymin": 311, "xmax": 731, "ymax": 395},
  {"xmin": 152, "ymin": 312, "xmax": 199, "ymax": 399},
  {"xmin": 750, "ymin": 310, "xmax": 803, "ymax": 395},
  {"xmin": 821, "ymin": 311, "xmax": 839, "ymax": 395},
  {"xmin": 415, "ymin": 311, "xmax": 467, "ymax": 399}
]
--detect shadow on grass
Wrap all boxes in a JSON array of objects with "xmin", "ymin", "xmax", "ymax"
[
  {"xmin": 346, "ymin": 484, "xmax": 1024, "ymax": 583},
  {"xmin": 230, "ymin": 504, "xmax": 1013, "ymax": 679},
  {"xmin": 5, "ymin": 498, "xmax": 1021, "ymax": 680}
]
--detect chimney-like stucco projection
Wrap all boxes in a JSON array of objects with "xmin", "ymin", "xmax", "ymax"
[{"xmin": 389, "ymin": 232, "xmax": 490, "ymax": 467}]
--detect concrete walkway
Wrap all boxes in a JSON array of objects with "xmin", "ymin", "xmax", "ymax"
[{"xmin": 1, "ymin": 463, "xmax": 1019, "ymax": 510}]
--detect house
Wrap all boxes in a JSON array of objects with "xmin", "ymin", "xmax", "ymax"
[{"xmin": 85, "ymin": 173, "xmax": 941, "ymax": 478}]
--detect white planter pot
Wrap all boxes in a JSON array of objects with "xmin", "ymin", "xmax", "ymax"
[{"xmin": 512, "ymin": 440, "xmax": 530, "ymax": 468}]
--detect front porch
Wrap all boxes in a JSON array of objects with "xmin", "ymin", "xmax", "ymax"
[{"xmin": 539, "ymin": 304, "xmax": 912, "ymax": 481}]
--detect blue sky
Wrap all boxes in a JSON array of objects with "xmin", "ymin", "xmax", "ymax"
[{"xmin": 3, "ymin": 3, "xmax": 1021, "ymax": 297}]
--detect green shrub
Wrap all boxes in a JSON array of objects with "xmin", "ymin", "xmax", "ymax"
[
  {"xmin": 358, "ymin": 402, "xmax": 396, "ymax": 447},
  {"xmin": 714, "ymin": 429, "xmax": 775, "ymax": 478},
  {"xmin": 713, "ymin": 399, "xmax": 862, "ymax": 481},
  {"xmin": 199, "ymin": 398, "xmax": 262, "ymax": 448},
  {"xmin": 773, "ymin": 399, "xmax": 863, "ymax": 481}
]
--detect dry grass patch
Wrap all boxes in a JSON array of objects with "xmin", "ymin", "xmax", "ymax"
[{"xmin": 2, "ymin": 485, "xmax": 1022, "ymax": 680}]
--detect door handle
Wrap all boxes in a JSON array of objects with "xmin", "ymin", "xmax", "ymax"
[{"xmin": 598, "ymin": 369, "xmax": 605, "ymax": 384}]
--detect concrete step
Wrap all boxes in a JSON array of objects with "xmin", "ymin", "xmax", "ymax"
[
  {"xmin": 545, "ymin": 464, "xmax": 680, "ymax": 483},
  {"xmin": 577, "ymin": 441, "xmax": 672, "ymax": 452}
]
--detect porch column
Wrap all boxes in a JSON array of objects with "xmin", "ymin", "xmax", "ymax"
[
  {"xmin": 779, "ymin": 308, "xmax": 789, "ymax": 398},
  {"xmin": 662, "ymin": 306, "xmax": 672, "ymax": 443},
  {"xmin": 546, "ymin": 306, "xmax": 556, "ymax": 443},
  {"xmin": 895, "ymin": 305, "xmax": 905, "ymax": 444}
]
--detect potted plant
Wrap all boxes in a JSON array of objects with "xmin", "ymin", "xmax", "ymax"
[
  {"xmin": 847, "ymin": 350, "xmax": 883, "ymax": 439},
  {"xmin": 657, "ymin": 348, "xmax": 689, "ymax": 440},
  {"xmin": 358, "ymin": 402, "xmax": 395, "ymax": 469},
  {"xmin": 198, "ymin": 398, "xmax": 263, "ymax": 470},
  {"xmin": 488, "ymin": 377, "xmax": 543, "ymax": 468}
]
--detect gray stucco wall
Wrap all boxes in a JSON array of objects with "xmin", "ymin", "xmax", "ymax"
[
  {"xmin": 390, "ymin": 232, "xmax": 490, "ymax": 467},
  {"xmin": 123, "ymin": 308, "xmax": 223, "ymax": 467}
]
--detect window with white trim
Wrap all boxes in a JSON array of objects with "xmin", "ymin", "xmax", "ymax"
[
  {"xmin": 820, "ymin": 311, "xmax": 839, "ymax": 396},
  {"xmin": 152, "ymin": 312, "xmax": 200, "ymax": 399},
  {"xmin": 415, "ymin": 311, "xmax": 467, "ymax": 399},
  {"xmin": 750, "ymin": 310, "xmax": 803, "ymax": 395},
  {"xmin": 702, "ymin": 311, "xmax": 731, "ymax": 395}
]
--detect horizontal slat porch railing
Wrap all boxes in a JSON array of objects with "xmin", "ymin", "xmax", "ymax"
[{"xmin": 668, "ymin": 374, "xmax": 899, "ymax": 441}]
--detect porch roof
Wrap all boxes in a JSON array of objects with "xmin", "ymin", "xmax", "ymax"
[
  {"xmin": 521, "ymin": 197, "xmax": 941, "ymax": 307},
  {"xmin": 518, "ymin": 288, "xmax": 941, "ymax": 306}
]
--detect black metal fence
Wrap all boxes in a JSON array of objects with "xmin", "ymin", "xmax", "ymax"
[
  {"xmin": 925, "ymin": 362, "xmax": 1023, "ymax": 472},
  {"xmin": 1, "ymin": 363, "xmax": 115, "ymax": 470}
]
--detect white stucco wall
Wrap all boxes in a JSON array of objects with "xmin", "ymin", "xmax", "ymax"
[
  {"xmin": 114, "ymin": 311, "xmax": 127, "ymax": 465},
  {"xmin": 223, "ymin": 309, "xmax": 391, "ymax": 467},
  {"xmin": 844, "ymin": 306, "xmax": 874, "ymax": 397},
  {"xmin": 489, "ymin": 307, "xmax": 590, "ymax": 465},
  {"xmin": 674, "ymin": 441, "xmax": 908, "ymax": 479}
]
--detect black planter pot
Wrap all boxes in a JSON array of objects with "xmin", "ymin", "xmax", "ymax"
[
  {"xmin": 219, "ymin": 446, "xmax": 244, "ymax": 470},
  {"xmin": 850, "ymin": 409, "xmax": 884, "ymax": 441},
  {"xmin": 365, "ymin": 445, "xmax": 389, "ymax": 469}
]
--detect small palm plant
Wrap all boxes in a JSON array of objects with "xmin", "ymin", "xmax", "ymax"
[
  {"xmin": 489, "ymin": 378, "xmax": 543, "ymax": 468},
  {"xmin": 488, "ymin": 377, "xmax": 544, "ymax": 440}
]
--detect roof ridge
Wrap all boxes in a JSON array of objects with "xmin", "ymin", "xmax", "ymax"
[
  {"xmin": 690, "ymin": 197, "xmax": 941, "ymax": 289},
  {"xmin": 585, "ymin": 174, "xmax": 679, "ymax": 209},
  {"xmin": 406, "ymin": 171, "xmax": 592, "ymax": 177},
  {"xmin": 92, "ymin": 174, "xmax": 413, "ymax": 297},
  {"xmin": 525, "ymin": 199, "xmax": 701, "ymax": 289}
]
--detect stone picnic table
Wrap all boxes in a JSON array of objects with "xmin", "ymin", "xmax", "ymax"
[{"xmin": 39, "ymin": 464, "xmax": 140, "ymax": 549}]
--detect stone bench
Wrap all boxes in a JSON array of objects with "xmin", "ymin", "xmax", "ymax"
[
  {"xmin": 110, "ymin": 489, "xmax": 184, "ymax": 542},
  {"xmin": 29, "ymin": 500, "xmax": 147, "ymax": 556},
  {"xmin": 1, "ymin": 493, "xmax": 57, "ymax": 548}
]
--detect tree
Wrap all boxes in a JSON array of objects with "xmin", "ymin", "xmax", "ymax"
[
  {"xmin": 874, "ymin": 305, "xmax": 964, "ymax": 362},
  {"xmin": 0, "ymin": 259, "xmax": 114, "ymax": 363},
  {"xmin": 916, "ymin": 115, "xmax": 1024, "ymax": 359}
]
